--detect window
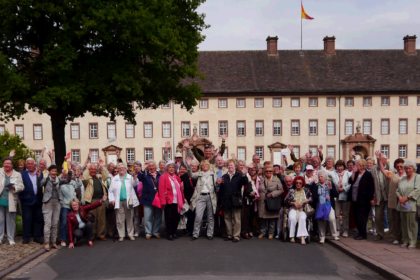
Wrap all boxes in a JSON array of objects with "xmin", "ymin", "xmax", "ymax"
[
  {"xmin": 15, "ymin": 125, "xmax": 24, "ymax": 139},
  {"xmin": 418, "ymin": 119, "xmax": 420, "ymax": 134},
  {"xmin": 255, "ymin": 147, "xmax": 264, "ymax": 160},
  {"xmin": 145, "ymin": 148, "xmax": 153, "ymax": 161},
  {"xmin": 273, "ymin": 98, "xmax": 282, "ymax": 107},
  {"xmin": 222, "ymin": 147, "xmax": 228, "ymax": 161},
  {"xmin": 33, "ymin": 125, "xmax": 42, "ymax": 140},
  {"xmin": 273, "ymin": 121, "xmax": 281, "ymax": 136},
  {"xmin": 71, "ymin": 124, "xmax": 80, "ymax": 139},
  {"xmin": 293, "ymin": 147, "xmax": 300, "ymax": 159},
  {"xmin": 182, "ymin": 122, "xmax": 190, "ymax": 137},
  {"xmin": 327, "ymin": 120, "xmax": 335, "ymax": 135},
  {"xmin": 255, "ymin": 99, "xmax": 263, "ymax": 108},
  {"xmin": 363, "ymin": 97, "xmax": 372, "ymax": 106},
  {"xmin": 400, "ymin": 97, "xmax": 408, "ymax": 106},
  {"xmin": 200, "ymin": 122, "xmax": 208, "ymax": 137},
  {"xmin": 237, "ymin": 147, "xmax": 246, "ymax": 161},
  {"xmin": 417, "ymin": 145, "xmax": 420, "ymax": 158},
  {"xmin": 363, "ymin": 120, "xmax": 371, "ymax": 135},
  {"xmin": 162, "ymin": 103, "xmax": 171, "ymax": 109},
  {"xmin": 327, "ymin": 146, "xmax": 335, "ymax": 158},
  {"xmin": 345, "ymin": 120, "xmax": 353, "ymax": 135},
  {"xmin": 34, "ymin": 150, "xmax": 42, "ymax": 161},
  {"xmin": 309, "ymin": 146, "xmax": 317, "ymax": 156},
  {"xmin": 345, "ymin": 98, "xmax": 353, "ymax": 106},
  {"xmin": 144, "ymin": 123, "xmax": 153, "ymax": 138},
  {"xmin": 199, "ymin": 99, "xmax": 208, "ymax": 109},
  {"xmin": 161, "ymin": 122, "xmax": 170, "ymax": 138},
  {"xmin": 89, "ymin": 124, "xmax": 98, "ymax": 139},
  {"xmin": 381, "ymin": 120, "xmax": 389, "ymax": 134},
  {"xmin": 399, "ymin": 145, "xmax": 407, "ymax": 158},
  {"xmin": 291, "ymin": 120, "xmax": 300, "ymax": 135},
  {"xmin": 309, "ymin": 120, "xmax": 317, "ymax": 135},
  {"xmin": 381, "ymin": 146, "xmax": 389, "ymax": 159},
  {"xmin": 219, "ymin": 121, "xmax": 227, "ymax": 136},
  {"xmin": 0, "ymin": 125, "xmax": 4, "ymax": 135},
  {"xmin": 381, "ymin": 97, "xmax": 390, "ymax": 106},
  {"xmin": 72, "ymin": 150, "xmax": 80, "ymax": 163},
  {"xmin": 126, "ymin": 123, "xmax": 134, "ymax": 138},
  {"xmin": 237, "ymin": 121, "xmax": 245, "ymax": 136},
  {"xmin": 291, "ymin": 98, "xmax": 300, "ymax": 107},
  {"xmin": 90, "ymin": 150, "xmax": 98, "ymax": 163},
  {"xmin": 237, "ymin": 99, "xmax": 245, "ymax": 108},
  {"xmin": 399, "ymin": 119, "xmax": 407, "ymax": 134},
  {"xmin": 107, "ymin": 123, "xmax": 116, "ymax": 139},
  {"xmin": 327, "ymin": 98, "xmax": 335, "ymax": 107},
  {"xmin": 218, "ymin": 99, "xmax": 227, "ymax": 108},
  {"xmin": 127, "ymin": 149, "xmax": 135, "ymax": 162},
  {"xmin": 309, "ymin": 98, "xmax": 318, "ymax": 107},
  {"xmin": 255, "ymin": 121, "xmax": 263, "ymax": 136}
]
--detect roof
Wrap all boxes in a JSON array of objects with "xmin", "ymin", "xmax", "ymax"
[{"xmin": 193, "ymin": 50, "xmax": 420, "ymax": 94}]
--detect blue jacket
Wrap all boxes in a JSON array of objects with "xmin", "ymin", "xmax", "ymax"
[
  {"xmin": 19, "ymin": 170, "xmax": 44, "ymax": 206},
  {"xmin": 137, "ymin": 171, "xmax": 161, "ymax": 205}
]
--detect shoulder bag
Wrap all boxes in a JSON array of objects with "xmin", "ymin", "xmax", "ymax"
[
  {"xmin": 303, "ymin": 189, "xmax": 315, "ymax": 218},
  {"xmin": 151, "ymin": 176, "xmax": 162, "ymax": 209},
  {"xmin": 264, "ymin": 180, "xmax": 282, "ymax": 212}
]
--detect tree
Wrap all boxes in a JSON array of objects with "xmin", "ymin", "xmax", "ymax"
[
  {"xmin": 0, "ymin": 131, "xmax": 35, "ymax": 168},
  {"xmin": 0, "ymin": 0, "xmax": 208, "ymax": 168}
]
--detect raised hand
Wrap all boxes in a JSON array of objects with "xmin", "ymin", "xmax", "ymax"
[
  {"xmin": 9, "ymin": 150, "xmax": 15, "ymax": 157},
  {"xmin": 350, "ymin": 148, "xmax": 356, "ymax": 157},
  {"xmin": 165, "ymin": 141, "xmax": 171, "ymax": 150},
  {"xmin": 116, "ymin": 149, "xmax": 121, "ymax": 159},
  {"xmin": 242, "ymin": 165, "xmax": 248, "ymax": 175},
  {"xmin": 221, "ymin": 132, "xmax": 227, "ymax": 141},
  {"xmin": 186, "ymin": 157, "xmax": 192, "ymax": 167},
  {"xmin": 192, "ymin": 133, "xmax": 198, "ymax": 143},
  {"xmin": 327, "ymin": 181, "xmax": 332, "ymax": 190},
  {"xmin": 67, "ymin": 161, "xmax": 72, "ymax": 171},
  {"xmin": 182, "ymin": 139, "xmax": 189, "ymax": 149},
  {"xmin": 88, "ymin": 151, "xmax": 92, "ymax": 159},
  {"xmin": 212, "ymin": 148, "xmax": 219, "ymax": 158},
  {"xmin": 230, "ymin": 153, "xmax": 237, "ymax": 160},
  {"xmin": 288, "ymin": 144, "xmax": 293, "ymax": 151},
  {"xmin": 309, "ymin": 150, "xmax": 313, "ymax": 155},
  {"xmin": 36, "ymin": 169, "xmax": 41, "ymax": 177},
  {"xmin": 62, "ymin": 169, "xmax": 68, "ymax": 174},
  {"xmin": 318, "ymin": 145, "xmax": 323, "ymax": 152},
  {"xmin": 98, "ymin": 157, "xmax": 105, "ymax": 167},
  {"xmin": 143, "ymin": 162, "xmax": 149, "ymax": 171},
  {"xmin": 216, "ymin": 178, "xmax": 224, "ymax": 185}
]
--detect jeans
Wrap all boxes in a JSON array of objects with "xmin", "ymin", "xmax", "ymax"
[
  {"xmin": 143, "ymin": 204, "xmax": 162, "ymax": 237},
  {"xmin": 60, "ymin": 208, "xmax": 71, "ymax": 241},
  {"xmin": 73, "ymin": 221, "xmax": 93, "ymax": 242},
  {"xmin": 383, "ymin": 205, "xmax": 389, "ymax": 229},
  {"xmin": 22, "ymin": 203, "xmax": 43, "ymax": 241}
]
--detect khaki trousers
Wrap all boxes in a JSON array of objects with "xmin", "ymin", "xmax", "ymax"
[
  {"xmin": 89, "ymin": 199, "xmax": 106, "ymax": 238},
  {"xmin": 388, "ymin": 207, "xmax": 402, "ymax": 241},
  {"xmin": 115, "ymin": 200, "xmax": 134, "ymax": 238},
  {"xmin": 375, "ymin": 200, "xmax": 387, "ymax": 237},
  {"xmin": 400, "ymin": 211, "xmax": 418, "ymax": 246},
  {"xmin": 318, "ymin": 208, "xmax": 338, "ymax": 238},
  {"xmin": 42, "ymin": 199, "xmax": 61, "ymax": 244},
  {"xmin": 335, "ymin": 201, "xmax": 350, "ymax": 233},
  {"xmin": 224, "ymin": 208, "xmax": 241, "ymax": 240}
]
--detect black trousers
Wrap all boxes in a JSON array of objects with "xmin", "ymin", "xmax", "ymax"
[
  {"xmin": 73, "ymin": 222, "xmax": 94, "ymax": 241},
  {"xmin": 22, "ymin": 203, "xmax": 43, "ymax": 241},
  {"xmin": 248, "ymin": 202, "xmax": 255, "ymax": 234},
  {"xmin": 164, "ymin": 203, "xmax": 180, "ymax": 236},
  {"xmin": 353, "ymin": 202, "xmax": 370, "ymax": 238},
  {"xmin": 186, "ymin": 209, "xmax": 195, "ymax": 234}
]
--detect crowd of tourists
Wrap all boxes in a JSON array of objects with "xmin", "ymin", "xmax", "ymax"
[{"xmin": 0, "ymin": 133, "xmax": 419, "ymax": 251}]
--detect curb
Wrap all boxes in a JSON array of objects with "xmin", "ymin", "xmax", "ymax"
[
  {"xmin": 0, "ymin": 248, "xmax": 45, "ymax": 279},
  {"xmin": 325, "ymin": 238, "xmax": 413, "ymax": 280}
]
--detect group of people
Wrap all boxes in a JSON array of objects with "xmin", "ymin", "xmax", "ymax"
[{"xmin": 0, "ymin": 133, "xmax": 419, "ymax": 251}]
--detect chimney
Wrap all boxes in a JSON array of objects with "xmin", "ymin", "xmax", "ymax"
[
  {"xmin": 266, "ymin": 36, "xmax": 278, "ymax": 56},
  {"xmin": 403, "ymin": 35, "xmax": 417, "ymax": 55},
  {"xmin": 323, "ymin": 36, "xmax": 336, "ymax": 54}
]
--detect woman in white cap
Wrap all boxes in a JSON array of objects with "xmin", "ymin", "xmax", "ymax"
[{"xmin": 158, "ymin": 161, "xmax": 185, "ymax": 240}]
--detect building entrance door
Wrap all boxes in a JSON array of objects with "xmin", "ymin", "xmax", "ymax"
[
  {"xmin": 108, "ymin": 154, "xmax": 117, "ymax": 165},
  {"xmin": 273, "ymin": 151, "xmax": 281, "ymax": 165}
]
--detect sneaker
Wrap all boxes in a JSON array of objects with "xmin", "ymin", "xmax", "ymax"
[
  {"xmin": 342, "ymin": 231, "xmax": 348, "ymax": 238},
  {"xmin": 400, "ymin": 243, "xmax": 408, "ymax": 248},
  {"xmin": 60, "ymin": 241, "xmax": 66, "ymax": 247},
  {"xmin": 333, "ymin": 236, "xmax": 340, "ymax": 241},
  {"xmin": 119, "ymin": 237, "xmax": 124, "ymax": 242},
  {"xmin": 134, "ymin": 233, "xmax": 139, "ymax": 237},
  {"xmin": 408, "ymin": 245, "xmax": 416, "ymax": 250},
  {"xmin": 373, "ymin": 231, "xmax": 378, "ymax": 236},
  {"xmin": 9, "ymin": 241, "xmax": 15, "ymax": 246},
  {"xmin": 384, "ymin": 228, "xmax": 389, "ymax": 232},
  {"xmin": 393, "ymin": 240, "xmax": 400, "ymax": 245},
  {"xmin": 129, "ymin": 236, "xmax": 135, "ymax": 241},
  {"xmin": 275, "ymin": 235, "xmax": 279, "ymax": 239},
  {"xmin": 319, "ymin": 237, "xmax": 325, "ymax": 244}
]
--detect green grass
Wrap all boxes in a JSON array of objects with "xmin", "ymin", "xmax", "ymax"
[{"xmin": 15, "ymin": 215, "xmax": 23, "ymax": 235}]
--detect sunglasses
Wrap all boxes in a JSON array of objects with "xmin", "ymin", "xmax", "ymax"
[
  {"xmin": 265, "ymin": 171, "xmax": 273, "ymax": 173},
  {"xmin": 295, "ymin": 182, "xmax": 303, "ymax": 185}
]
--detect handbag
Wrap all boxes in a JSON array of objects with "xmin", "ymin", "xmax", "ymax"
[
  {"xmin": 150, "ymin": 177, "xmax": 162, "ymax": 208},
  {"xmin": 232, "ymin": 195, "xmax": 243, "ymax": 208},
  {"xmin": 264, "ymin": 181, "xmax": 282, "ymax": 212},
  {"xmin": 303, "ymin": 190, "xmax": 315, "ymax": 218}
]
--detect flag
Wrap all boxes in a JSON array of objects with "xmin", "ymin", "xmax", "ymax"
[{"xmin": 301, "ymin": 1, "xmax": 314, "ymax": 20}]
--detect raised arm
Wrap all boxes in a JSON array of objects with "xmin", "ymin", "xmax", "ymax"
[
  {"xmin": 288, "ymin": 144, "xmax": 298, "ymax": 163},
  {"xmin": 163, "ymin": 141, "xmax": 171, "ymax": 161},
  {"xmin": 219, "ymin": 132, "xmax": 227, "ymax": 156},
  {"xmin": 375, "ymin": 151, "xmax": 390, "ymax": 178},
  {"xmin": 318, "ymin": 145, "xmax": 324, "ymax": 163},
  {"xmin": 191, "ymin": 134, "xmax": 205, "ymax": 162}
]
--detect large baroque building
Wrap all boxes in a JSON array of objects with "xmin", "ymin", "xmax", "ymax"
[{"xmin": 1, "ymin": 35, "xmax": 420, "ymax": 166}]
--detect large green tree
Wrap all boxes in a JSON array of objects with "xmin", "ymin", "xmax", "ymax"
[
  {"xmin": 0, "ymin": 0, "xmax": 208, "ymax": 168},
  {"xmin": 0, "ymin": 130, "xmax": 35, "ymax": 168}
]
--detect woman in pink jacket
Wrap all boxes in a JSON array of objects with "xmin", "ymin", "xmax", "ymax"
[{"xmin": 159, "ymin": 161, "xmax": 185, "ymax": 241}]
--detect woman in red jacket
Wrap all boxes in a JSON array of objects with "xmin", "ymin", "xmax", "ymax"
[
  {"xmin": 67, "ymin": 193, "xmax": 107, "ymax": 248},
  {"xmin": 159, "ymin": 161, "xmax": 185, "ymax": 241}
]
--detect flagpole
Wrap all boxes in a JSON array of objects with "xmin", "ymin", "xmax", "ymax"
[{"xmin": 301, "ymin": 14, "xmax": 302, "ymax": 51}]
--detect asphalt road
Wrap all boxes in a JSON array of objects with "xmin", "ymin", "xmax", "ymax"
[{"xmin": 15, "ymin": 234, "xmax": 384, "ymax": 280}]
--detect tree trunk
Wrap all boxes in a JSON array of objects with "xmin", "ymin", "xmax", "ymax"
[{"xmin": 50, "ymin": 113, "xmax": 67, "ymax": 170}]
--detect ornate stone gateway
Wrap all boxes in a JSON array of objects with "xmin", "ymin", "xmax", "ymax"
[
  {"xmin": 176, "ymin": 137, "xmax": 214, "ymax": 159},
  {"xmin": 341, "ymin": 129, "xmax": 376, "ymax": 160},
  {"xmin": 268, "ymin": 142, "xmax": 288, "ymax": 165},
  {"xmin": 102, "ymin": 145, "xmax": 122, "ymax": 165}
]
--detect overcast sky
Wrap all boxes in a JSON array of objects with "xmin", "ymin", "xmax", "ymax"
[{"xmin": 197, "ymin": 0, "xmax": 418, "ymax": 51}]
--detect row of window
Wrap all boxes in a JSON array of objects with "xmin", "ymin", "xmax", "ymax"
[
  {"xmin": 5, "ymin": 118, "xmax": 420, "ymax": 140},
  {"xmin": 380, "ymin": 145, "xmax": 420, "ymax": 159}
]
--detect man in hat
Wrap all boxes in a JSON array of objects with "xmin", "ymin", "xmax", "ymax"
[{"xmin": 191, "ymin": 132, "xmax": 227, "ymax": 164}]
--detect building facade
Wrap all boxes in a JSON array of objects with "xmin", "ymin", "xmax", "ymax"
[{"xmin": 1, "ymin": 35, "xmax": 420, "ymax": 166}]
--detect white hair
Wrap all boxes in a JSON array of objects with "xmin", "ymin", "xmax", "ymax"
[
  {"xmin": 158, "ymin": 160, "xmax": 166, "ymax": 166},
  {"xmin": 285, "ymin": 175, "xmax": 293, "ymax": 181},
  {"xmin": 325, "ymin": 156, "xmax": 335, "ymax": 163},
  {"xmin": 252, "ymin": 154, "xmax": 260, "ymax": 160},
  {"xmin": 146, "ymin": 159, "xmax": 157, "ymax": 168},
  {"xmin": 26, "ymin": 157, "xmax": 35, "ymax": 164},
  {"xmin": 117, "ymin": 162, "xmax": 126, "ymax": 169},
  {"xmin": 318, "ymin": 170, "xmax": 328, "ymax": 178},
  {"xmin": 403, "ymin": 160, "xmax": 417, "ymax": 170},
  {"xmin": 191, "ymin": 159, "xmax": 199, "ymax": 166}
]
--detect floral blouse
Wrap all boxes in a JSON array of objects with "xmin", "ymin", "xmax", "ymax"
[{"xmin": 284, "ymin": 187, "xmax": 312, "ymax": 210}]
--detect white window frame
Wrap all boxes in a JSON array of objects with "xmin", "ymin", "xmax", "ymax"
[
  {"xmin": 382, "ymin": 97, "xmax": 390, "ymax": 106},
  {"xmin": 255, "ymin": 147, "xmax": 263, "ymax": 160},
  {"xmin": 219, "ymin": 122, "xmax": 227, "ymax": 136},
  {"xmin": 273, "ymin": 121, "xmax": 281, "ymax": 136},
  {"xmin": 200, "ymin": 122, "xmax": 208, "ymax": 137},
  {"xmin": 34, "ymin": 125, "xmax": 42, "ymax": 140},
  {"xmin": 255, "ymin": 99, "xmax": 263, "ymax": 108},
  {"xmin": 293, "ymin": 147, "xmax": 300, "ymax": 159},
  {"xmin": 71, "ymin": 124, "xmax": 80, "ymax": 139},
  {"xmin": 182, "ymin": 122, "xmax": 190, "ymax": 137},
  {"xmin": 399, "ymin": 120, "xmax": 407, "ymax": 134},
  {"xmin": 219, "ymin": 99, "xmax": 227, "ymax": 108},
  {"xmin": 237, "ymin": 121, "xmax": 245, "ymax": 136},
  {"xmin": 144, "ymin": 123, "xmax": 152, "ymax": 138},
  {"xmin": 381, "ymin": 120, "xmax": 389, "ymax": 134},
  {"xmin": 237, "ymin": 148, "xmax": 246, "ymax": 161},
  {"xmin": 309, "ymin": 98, "xmax": 317, "ymax": 107},
  {"xmin": 16, "ymin": 125, "xmax": 24, "ymax": 138},
  {"xmin": 91, "ymin": 150, "xmax": 98, "ymax": 163},
  {"xmin": 327, "ymin": 146, "xmax": 335, "ymax": 158},
  {"xmin": 381, "ymin": 146, "xmax": 389, "ymax": 159},
  {"xmin": 273, "ymin": 98, "xmax": 282, "ymax": 107},
  {"xmin": 327, "ymin": 121, "xmax": 335, "ymax": 135},
  {"xmin": 345, "ymin": 98, "xmax": 353, "ymax": 106},
  {"xmin": 72, "ymin": 150, "xmax": 80, "ymax": 163},
  {"xmin": 107, "ymin": 123, "xmax": 116, "ymax": 139},
  {"xmin": 237, "ymin": 99, "xmax": 245, "ymax": 108},
  {"xmin": 309, "ymin": 121, "xmax": 317, "ymax": 135},
  {"xmin": 291, "ymin": 98, "xmax": 299, "ymax": 107},
  {"xmin": 90, "ymin": 124, "xmax": 98, "ymax": 139},
  {"xmin": 327, "ymin": 98, "xmax": 335, "ymax": 107},
  {"xmin": 291, "ymin": 121, "xmax": 299, "ymax": 135},
  {"xmin": 199, "ymin": 100, "xmax": 208, "ymax": 108},
  {"xmin": 126, "ymin": 124, "xmax": 134, "ymax": 138},
  {"xmin": 127, "ymin": 149, "xmax": 135, "ymax": 162},
  {"xmin": 363, "ymin": 120, "xmax": 371, "ymax": 135},
  {"xmin": 145, "ymin": 149, "xmax": 153, "ymax": 161},
  {"xmin": 255, "ymin": 121, "xmax": 263, "ymax": 136},
  {"xmin": 345, "ymin": 121, "xmax": 353, "ymax": 135},
  {"xmin": 400, "ymin": 97, "xmax": 408, "ymax": 106},
  {"xmin": 399, "ymin": 145, "xmax": 407, "ymax": 158}
]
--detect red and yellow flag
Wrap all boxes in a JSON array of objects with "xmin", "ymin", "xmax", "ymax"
[{"xmin": 301, "ymin": 1, "xmax": 314, "ymax": 20}]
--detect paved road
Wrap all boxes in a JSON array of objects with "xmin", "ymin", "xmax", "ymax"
[{"xmin": 14, "ymin": 235, "xmax": 384, "ymax": 280}]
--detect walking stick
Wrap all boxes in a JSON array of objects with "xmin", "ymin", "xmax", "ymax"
[{"xmin": 113, "ymin": 206, "xmax": 117, "ymax": 242}]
